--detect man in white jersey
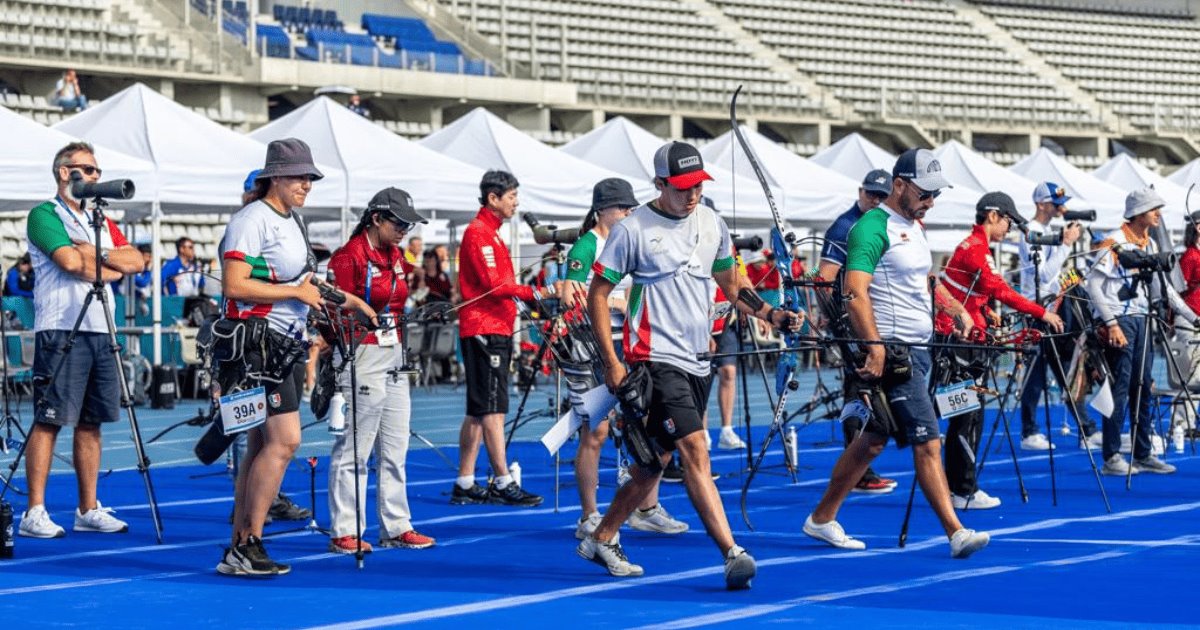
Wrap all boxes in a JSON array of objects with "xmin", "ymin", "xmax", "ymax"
[
  {"xmin": 579, "ymin": 142, "xmax": 801, "ymax": 590},
  {"xmin": 18, "ymin": 142, "xmax": 144, "ymax": 539},
  {"xmin": 802, "ymin": 148, "xmax": 990, "ymax": 559}
]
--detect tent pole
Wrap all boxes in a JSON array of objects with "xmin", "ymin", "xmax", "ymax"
[{"xmin": 151, "ymin": 201, "xmax": 162, "ymax": 366}]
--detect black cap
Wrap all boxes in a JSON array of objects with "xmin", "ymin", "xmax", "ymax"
[
  {"xmin": 591, "ymin": 178, "xmax": 639, "ymax": 211},
  {"xmin": 977, "ymin": 191, "xmax": 1025, "ymax": 228},
  {"xmin": 366, "ymin": 187, "xmax": 427, "ymax": 227},
  {"xmin": 861, "ymin": 169, "xmax": 892, "ymax": 196}
]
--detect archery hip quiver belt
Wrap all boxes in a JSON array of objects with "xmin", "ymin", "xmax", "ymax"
[{"xmin": 613, "ymin": 363, "xmax": 662, "ymax": 473}]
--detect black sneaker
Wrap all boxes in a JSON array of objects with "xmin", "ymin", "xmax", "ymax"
[
  {"xmin": 268, "ymin": 493, "xmax": 312, "ymax": 522},
  {"xmin": 216, "ymin": 535, "xmax": 280, "ymax": 577},
  {"xmin": 488, "ymin": 481, "xmax": 544, "ymax": 507},
  {"xmin": 450, "ymin": 483, "xmax": 490, "ymax": 505},
  {"xmin": 661, "ymin": 460, "xmax": 684, "ymax": 483}
]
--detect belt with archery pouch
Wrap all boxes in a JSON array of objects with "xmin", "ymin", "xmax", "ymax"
[
  {"xmin": 850, "ymin": 344, "xmax": 913, "ymax": 388},
  {"xmin": 846, "ymin": 344, "xmax": 914, "ymax": 448},
  {"xmin": 612, "ymin": 363, "xmax": 662, "ymax": 473}
]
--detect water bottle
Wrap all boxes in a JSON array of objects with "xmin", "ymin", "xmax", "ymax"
[
  {"xmin": 510, "ymin": 461, "xmax": 522, "ymax": 487},
  {"xmin": 327, "ymin": 391, "xmax": 346, "ymax": 436},
  {"xmin": 784, "ymin": 426, "xmax": 798, "ymax": 471},
  {"xmin": 0, "ymin": 501, "xmax": 13, "ymax": 559},
  {"xmin": 1173, "ymin": 424, "xmax": 1185, "ymax": 454}
]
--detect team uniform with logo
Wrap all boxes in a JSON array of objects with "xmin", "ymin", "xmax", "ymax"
[
  {"xmin": 220, "ymin": 200, "xmax": 312, "ymax": 414},
  {"xmin": 458, "ymin": 207, "xmax": 535, "ymax": 416},
  {"xmin": 26, "ymin": 198, "xmax": 128, "ymax": 427},
  {"xmin": 844, "ymin": 203, "xmax": 940, "ymax": 445},
  {"xmin": 594, "ymin": 202, "xmax": 734, "ymax": 449}
]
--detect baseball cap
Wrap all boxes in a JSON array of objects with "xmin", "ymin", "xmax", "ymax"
[
  {"xmin": 243, "ymin": 169, "xmax": 262, "ymax": 193},
  {"xmin": 1124, "ymin": 186, "xmax": 1166, "ymax": 220},
  {"xmin": 861, "ymin": 169, "xmax": 892, "ymax": 196},
  {"xmin": 892, "ymin": 148, "xmax": 951, "ymax": 191},
  {"xmin": 977, "ymin": 191, "xmax": 1026, "ymax": 228},
  {"xmin": 1032, "ymin": 181, "xmax": 1071, "ymax": 206},
  {"xmin": 591, "ymin": 177, "xmax": 639, "ymax": 211},
  {"xmin": 653, "ymin": 141, "xmax": 714, "ymax": 190},
  {"xmin": 366, "ymin": 187, "xmax": 427, "ymax": 227}
]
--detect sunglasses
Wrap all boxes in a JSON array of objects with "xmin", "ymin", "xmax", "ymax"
[
  {"xmin": 904, "ymin": 179, "xmax": 941, "ymax": 201},
  {"xmin": 385, "ymin": 217, "xmax": 414, "ymax": 232},
  {"xmin": 66, "ymin": 164, "xmax": 102, "ymax": 177}
]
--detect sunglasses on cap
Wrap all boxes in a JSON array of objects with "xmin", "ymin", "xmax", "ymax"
[
  {"xmin": 903, "ymin": 179, "xmax": 941, "ymax": 201},
  {"xmin": 66, "ymin": 164, "xmax": 102, "ymax": 177}
]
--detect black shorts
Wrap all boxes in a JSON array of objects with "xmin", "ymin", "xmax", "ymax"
[
  {"xmin": 462, "ymin": 334, "xmax": 512, "ymax": 417},
  {"xmin": 646, "ymin": 362, "xmax": 712, "ymax": 451},
  {"xmin": 216, "ymin": 349, "xmax": 306, "ymax": 416},
  {"xmin": 33, "ymin": 331, "xmax": 121, "ymax": 427}
]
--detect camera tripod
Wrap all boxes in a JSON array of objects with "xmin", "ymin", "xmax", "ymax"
[{"xmin": 0, "ymin": 195, "xmax": 163, "ymax": 542}]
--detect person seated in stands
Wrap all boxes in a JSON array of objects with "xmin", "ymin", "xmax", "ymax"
[
  {"xmin": 53, "ymin": 69, "xmax": 88, "ymax": 112},
  {"xmin": 3, "ymin": 252, "xmax": 34, "ymax": 298},
  {"xmin": 162, "ymin": 236, "xmax": 208, "ymax": 297},
  {"xmin": 347, "ymin": 94, "xmax": 370, "ymax": 118}
]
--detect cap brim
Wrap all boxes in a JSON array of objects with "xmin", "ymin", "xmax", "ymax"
[
  {"xmin": 911, "ymin": 174, "xmax": 951, "ymax": 191},
  {"xmin": 665, "ymin": 170, "xmax": 714, "ymax": 190},
  {"xmin": 863, "ymin": 185, "xmax": 891, "ymax": 196}
]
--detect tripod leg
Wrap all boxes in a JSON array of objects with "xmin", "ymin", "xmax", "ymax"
[
  {"xmin": 898, "ymin": 473, "xmax": 917, "ymax": 548},
  {"xmin": 1045, "ymin": 334, "xmax": 1111, "ymax": 512},
  {"xmin": 739, "ymin": 375, "xmax": 796, "ymax": 531},
  {"xmin": 410, "ymin": 430, "xmax": 456, "ymax": 471},
  {"xmin": 1037, "ymin": 344, "xmax": 1058, "ymax": 506},
  {"xmin": 504, "ymin": 335, "xmax": 551, "ymax": 450}
]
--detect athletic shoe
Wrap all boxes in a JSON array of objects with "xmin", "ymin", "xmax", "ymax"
[
  {"xmin": 627, "ymin": 504, "xmax": 688, "ymax": 534},
  {"xmin": 724, "ymin": 544, "xmax": 756, "ymax": 590},
  {"xmin": 802, "ymin": 514, "xmax": 865, "ymax": 550},
  {"xmin": 268, "ymin": 493, "xmax": 312, "ymax": 521},
  {"xmin": 719, "ymin": 428, "xmax": 746, "ymax": 450},
  {"xmin": 951, "ymin": 489, "xmax": 1001, "ymax": 510},
  {"xmin": 1079, "ymin": 432, "xmax": 1103, "ymax": 449},
  {"xmin": 949, "ymin": 528, "xmax": 989, "ymax": 559},
  {"xmin": 488, "ymin": 481, "xmax": 544, "ymax": 507},
  {"xmin": 74, "ymin": 502, "xmax": 129, "ymax": 533},
  {"xmin": 449, "ymin": 482, "xmax": 489, "ymax": 505},
  {"xmin": 216, "ymin": 535, "xmax": 281, "ymax": 577},
  {"xmin": 18, "ymin": 504, "xmax": 65, "ymax": 539},
  {"xmin": 1133, "ymin": 455, "xmax": 1176, "ymax": 474},
  {"xmin": 575, "ymin": 511, "xmax": 603, "ymax": 540},
  {"xmin": 1020, "ymin": 433, "xmax": 1054, "ymax": 451},
  {"xmin": 661, "ymin": 459, "xmax": 684, "ymax": 483},
  {"xmin": 379, "ymin": 530, "xmax": 436, "ymax": 549},
  {"xmin": 328, "ymin": 536, "xmax": 374, "ymax": 555},
  {"xmin": 1102, "ymin": 454, "xmax": 1139, "ymax": 476},
  {"xmin": 851, "ymin": 477, "xmax": 895, "ymax": 494},
  {"xmin": 1151, "ymin": 435, "xmax": 1165, "ymax": 456},
  {"xmin": 576, "ymin": 532, "xmax": 644, "ymax": 577}
]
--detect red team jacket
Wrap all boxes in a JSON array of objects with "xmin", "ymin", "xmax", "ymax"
[
  {"xmin": 328, "ymin": 231, "xmax": 411, "ymax": 345},
  {"xmin": 935, "ymin": 225, "xmax": 1045, "ymax": 334},
  {"xmin": 457, "ymin": 207, "xmax": 534, "ymax": 337}
]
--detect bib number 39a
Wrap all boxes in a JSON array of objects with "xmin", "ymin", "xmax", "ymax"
[
  {"xmin": 219, "ymin": 386, "xmax": 268, "ymax": 435},
  {"xmin": 934, "ymin": 380, "xmax": 980, "ymax": 421}
]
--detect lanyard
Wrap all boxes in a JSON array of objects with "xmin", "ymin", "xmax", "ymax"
[
  {"xmin": 364, "ymin": 255, "xmax": 398, "ymax": 314},
  {"xmin": 55, "ymin": 196, "xmax": 94, "ymax": 244}
]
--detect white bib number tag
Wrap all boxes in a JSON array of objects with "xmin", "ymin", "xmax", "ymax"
[
  {"xmin": 376, "ymin": 313, "xmax": 398, "ymax": 347},
  {"xmin": 935, "ymin": 380, "xmax": 980, "ymax": 420},
  {"xmin": 219, "ymin": 386, "xmax": 268, "ymax": 435}
]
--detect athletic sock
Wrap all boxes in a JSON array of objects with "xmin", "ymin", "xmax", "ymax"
[
  {"xmin": 494, "ymin": 474, "xmax": 513, "ymax": 489},
  {"xmin": 636, "ymin": 504, "xmax": 657, "ymax": 515},
  {"xmin": 456, "ymin": 476, "xmax": 475, "ymax": 490}
]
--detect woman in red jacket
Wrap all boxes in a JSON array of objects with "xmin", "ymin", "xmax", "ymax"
[{"xmin": 325, "ymin": 188, "xmax": 435, "ymax": 554}]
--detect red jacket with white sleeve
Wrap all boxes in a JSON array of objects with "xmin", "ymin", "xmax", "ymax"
[{"xmin": 457, "ymin": 207, "xmax": 534, "ymax": 337}]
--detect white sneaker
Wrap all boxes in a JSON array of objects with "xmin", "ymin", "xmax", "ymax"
[
  {"xmin": 1133, "ymin": 455, "xmax": 1176, "ymax": 474},
  {"xmin": 718, "ymin": 428, "xmax": 746, "ymax": 450},
  {"xmin": 951, "ymin": 489, "xmax": 1001, "ymax": 510},
  {"xmin": 74, "ymin": 502, "xmax": 129, "ymax": 533},
  {"xmin": 1079, "ymin": 432, "xmax": 1103, "ymax": 449},
  {"xmin": 627, "ymin": 504, "xmax": 688, "ymax": 534},
  {"xmin": 949, "ymin": 528, "xmax": 989, "ymax": 559},
  {"xmin": 1102, "ymin": 454, "xmax": 1139, "ymax": 476},
  {"xmin": 577, "ymin": 532, "xmax": 644, "ymax": 577},
  {"xmin": 1020, "ymin": 433, "xmax": 1054, "ymax": 451},
  {"xmin": 18, "ymin": 504, "xmax": 65, "ymax": 539},
  {"xmin": 1151, "ymin": 435, "xmax": 1165, "ymax": 456},
  {"xmin": 575, "ymin": 511, "xmax": 603, "ymax": 540},
  {"xmin": 724, "ymin": 544, "xmax": 756, "ymax": 590},
  {"xmin": 802, "ymin": 514, "xmax": 865, "ymax": 550}
]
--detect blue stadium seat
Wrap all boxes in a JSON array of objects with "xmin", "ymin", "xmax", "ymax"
[{"xmin": 256, "ymin": 24, "xmax": 291, "ymax": 58}]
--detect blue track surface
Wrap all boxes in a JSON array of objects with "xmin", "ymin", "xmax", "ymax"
[{"xmin": 1, "ymin": 376, "xmax": 1198, "ymax": 628}]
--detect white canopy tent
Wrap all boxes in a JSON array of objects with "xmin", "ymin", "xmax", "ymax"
[
  {"xmin": 700, "ymin": 126, "xmax": 856, "ymax": 227},
  {"xmin": 559, "ymin": 116, "xmax": 773, "ymax": 226},
  {"xmin": 54, "ymin": 83, "xmax": 344, "ymax": 362},
  {"xmin": 0, "ymin": 105, "xmax": 156, "ymax": 214},
  {"xmin": 249, "ymin": 97, "xmax": 485, "ymax": 226},
  {"xmin": 1009, "ymin": 148, "xmax": 1127, "ymax": 229},
  {"xmin": 810, "ymin": 133, "xmax": 896, "ymax": 176},
  {"xmin": 1094, "ymin": 153, "xmax": 1190, "ymax": 229},
  {"xmin": 1168, "ymin": 158, "xmax": 1200, "ymax": 189},
  {"xmin": 933, "ymin": 140, "xmax": 1040, "ymax": 216}
]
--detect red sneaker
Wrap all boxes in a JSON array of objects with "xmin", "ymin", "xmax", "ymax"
[
  {"xmin": 328, "ymin": 536, "xmax": 373, "ymax": 555},
  {"xmin": 851, "ymin": 477, "xmax": 895, "ymax": 494},
  {"xmin": 380, "ymin": 529, "xmax": 435, "ymax": 549}
]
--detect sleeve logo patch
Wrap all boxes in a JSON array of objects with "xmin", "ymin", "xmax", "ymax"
[
  {"xmin": 569, "ymin": 259, "xmax": 584, "ymax": 271},
  {"xmin": 482, "ymin": 245, "xmax": 496, "ymax": 268}
]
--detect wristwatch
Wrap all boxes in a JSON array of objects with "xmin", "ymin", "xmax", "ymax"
[{"xmin": 100, "ymin": 248, "xmax": 110, "ymax": 265}]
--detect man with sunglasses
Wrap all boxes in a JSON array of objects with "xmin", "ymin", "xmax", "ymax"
[
  {"xmin": 19, "ymin": 142, "xmax": 144, "ymax": 539},
  {"xmin": 1017, "ymin": 182, "xmax": 1087, "ymax": 452},
  {"xmin": 161, "ymin": 237, "xmax": 207, "ymax": 297},
  {"xmin": 803, "ymin": 148, "xmax": 990, "ymax": 559},
  {"xmin": 817, "ymin": 169, "xmax": 899, "ymax": 495}
]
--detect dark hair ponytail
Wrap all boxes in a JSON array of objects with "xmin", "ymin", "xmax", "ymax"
[
  {"xmin": 351, "ymin": 209, "xmax": 378, "ymax": 238},
  {"xmin": 580, "ymin": 208, "xmax": 598, "ymax": 234}
]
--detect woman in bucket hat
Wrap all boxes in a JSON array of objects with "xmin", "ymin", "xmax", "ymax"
[{"xmin": 216, "ymin": 138, "xmax": 375, "ymax": 577}]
